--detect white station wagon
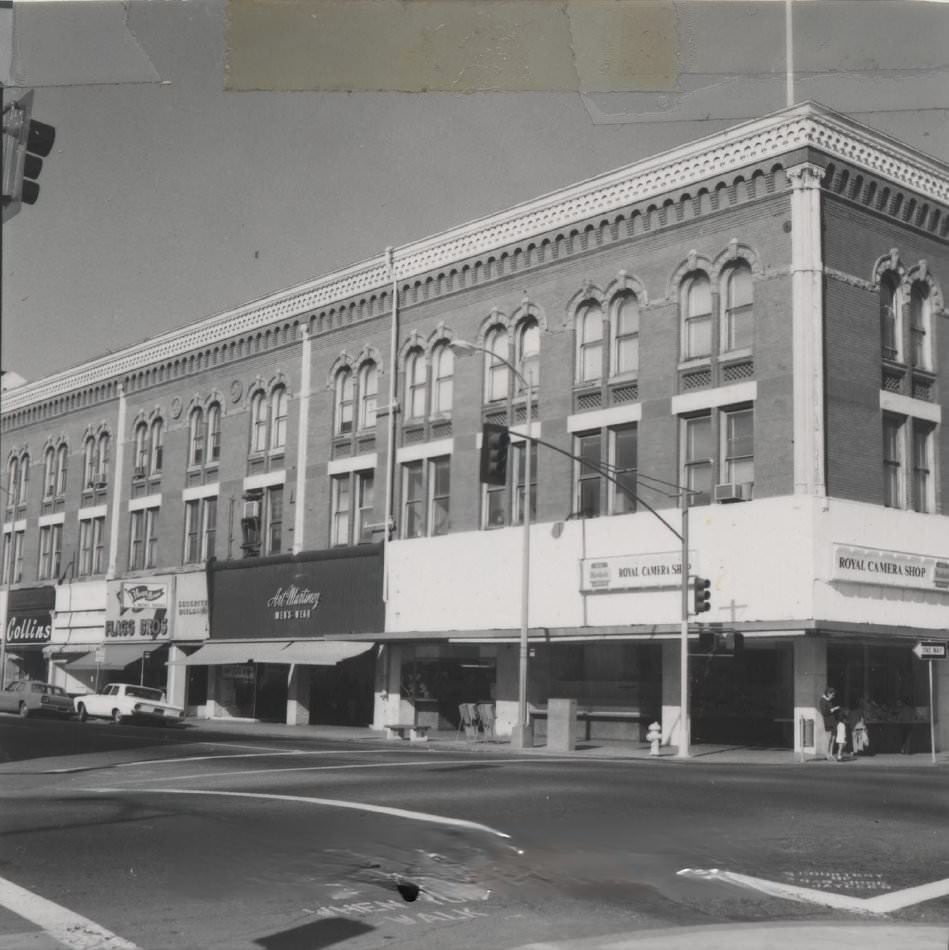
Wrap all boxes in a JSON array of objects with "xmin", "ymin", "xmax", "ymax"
[{"xmin": 74, "ymin": 683, "xmax": 185, "ymax": 725}]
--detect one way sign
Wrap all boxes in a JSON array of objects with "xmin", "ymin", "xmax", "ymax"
[{"xmin": 913, "ymin": 640, "xmax": 948, "ymax": 660}]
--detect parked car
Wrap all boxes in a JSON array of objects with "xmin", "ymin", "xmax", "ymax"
[
  {"xmin": 0, "ymin": 680, "xmax": 75, "ymax": 719},
  {"xmin": 74, "ymin": 683, "xmax": 185, "ymax": 725}
]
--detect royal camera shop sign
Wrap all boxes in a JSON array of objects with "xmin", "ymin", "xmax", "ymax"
[
  {"xmin": 581, "ymin": 551, "xmax": 696, "ymax": 592},
  {"xmin": 831, "ymin": 544, "xmax": 949, "ymax": 592}
]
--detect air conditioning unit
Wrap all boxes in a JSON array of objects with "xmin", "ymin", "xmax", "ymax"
[
  {"xmin": 243, "ymin": 500, "xmax": 261, "ymax": 520},
  {"xmin": 714, "ymin": 482, "xmax": 752, "ymax": 504},
  {"xmin": 94, "ymin": 474, "xmax": 108, "ymax": 489},
  {"xmin": 133, "ymin": 466, "xmax": 146, "ymax": 479}
]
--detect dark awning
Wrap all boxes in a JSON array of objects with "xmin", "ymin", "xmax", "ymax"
[
  {"xmin": 66, "ymin": 642, "xmax": 167, "ymax": 671},
  {"xmin": 183, "ymin": 640, "xmax": 373, "ymax": 666}
]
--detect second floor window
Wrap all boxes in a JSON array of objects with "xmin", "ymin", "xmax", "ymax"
[
  {"xmin": 883, "ymin": 414, "xmax": 903, "ymax": 508},
  {"xmin": 129, "ymin": 506, "xmax": 160, "ymax": 571},
  {"xmin": 575, "ymin": 431, "xmax": 602, "ymax": 518},
  {"xmin": 722, "ymin": 407, "xmax": 754, "ymax": 486},
  {"xmin": 331, "ymin": 470, "xmax": 375, "ymax": 546},
  {"xmin": 911, "ymin": 421, "xmax": 933, "ymax": 513},
  {"xmin": 78, "ymin": 515, "xmax": 106, "ymax": 576},
  {"xmin": 683, "ymin": 414, "xmax": 713, "ymax": 505},
  {"xmin": 183, "ymin": 496, "xmax": 218, "ymax": 563},
  {"xmin": 1, "ymin": 529, "xmax": 24, "ymax": 584},
  {"xmin": 400, "ymin": 457, "xmax": 450, "ymax": 539},
  {"xmin": 265, "ymin": 485, "xmax": 283, "ymax": 555},
  {"xmin": 610, "ymin": 425, "xmax": 638, "ymax": 515},
  {"xmin": 37, "ymin": 522, "xmax": 63, "ymax": 580}
]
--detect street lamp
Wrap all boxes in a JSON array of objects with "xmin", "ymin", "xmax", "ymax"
[{"xmin": 451, "ymin": 338, "xmax": 534, "ymax": 750}]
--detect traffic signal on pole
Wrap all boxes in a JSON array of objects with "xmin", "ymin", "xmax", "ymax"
[
  {"xmin": 692, "ymin": 576, "xmax": 711, "ymax": 614},
  {"xmin": 479, "ymin": 423, "xmax": 510, "ymax": 485},
  {"xmin": 2, "ymin": 91, "xmax": 56, "ymax": 216}
]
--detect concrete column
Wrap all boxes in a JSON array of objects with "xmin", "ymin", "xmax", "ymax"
[
  {"xmin": 106, "ymin": 383, "xmax": 127, "ymax": 578},
  {"xmin": 661, "ymin": 640, "xmax": 682, "ymax": 746},
  {"xmin": 787, "ymin": 162, "xmax": 827, "ymax": 497},
  {"xmin": 934, "ymin": 659, "xmax": 947, "ymax": 753},
  {"xmin": 793, "ymin": 636, "xmax": 828, "ymax": 755},
  {"xmin": 292, "ymin": 324, "xmax": 313, "ymax": 554},
  {"xmin": 165, "ymin": 643, "xmax": 186, "ymax": 709},
  {"xmin": 372, "ymin": 644, "xmax": 403, "ymax": 729},
  {"xmin": 494, "ymin": 643, "xmax": 519, "ymax": 738},
  {"xmin": 205, "ymin": 666, "xmax": 222, "ymax": 718},
  {"xmin": 286, "ymin": 665, "xmax": 312, "ymax": 725}
]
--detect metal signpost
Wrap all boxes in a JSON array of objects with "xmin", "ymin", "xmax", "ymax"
[{"xmin": 912, "ymin": 640, "xmax": 947, "ymax": 764}]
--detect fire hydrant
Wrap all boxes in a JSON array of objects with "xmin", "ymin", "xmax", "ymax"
[{"xmin": 647, "ymin": 721, "xmax": 662, "ymax": 756}]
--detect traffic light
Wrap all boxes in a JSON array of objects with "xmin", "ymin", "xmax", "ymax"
[
  {"xmin": 2, "ymin": 91, "xmax": 56, "ymax": 217},
  {"xmin": 692, "ymin": 576, "xmax": 711, "ymax": 614},
  {"xmin": 479, "ymin": 423, "xmax": 510, "ymax": 485}
]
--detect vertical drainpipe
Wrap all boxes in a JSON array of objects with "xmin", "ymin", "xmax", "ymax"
[
  {"xmin": 106, "ymin": 382, "xmax": 127, "ymax": 578},
  {"xmin": 382, "ymin": 247, "xmax": 400, "ymax": 603},
  {"xmin": 788, "ymin": 162, "xmax": 826, "ymax": 498},
  {"xmin": 292, "ymin": 322, "xmax": 313, "ymax": 554}
]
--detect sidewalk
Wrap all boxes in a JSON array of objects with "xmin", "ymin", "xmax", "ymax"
[{"xmin": 190, "ymin": 718, "xmax": 949, "ymax": 767}]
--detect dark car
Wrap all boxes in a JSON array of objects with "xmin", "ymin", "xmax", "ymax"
[{"xmin": 0, "ymin": 680, "xmax": 75, "ymax": 718}]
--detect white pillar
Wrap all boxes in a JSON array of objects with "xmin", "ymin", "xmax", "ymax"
[
  {"xmin": 107, "ymin": 383, "xmax": 127, "ymax": 578},
  {"xmin": 661, "ymin": 640, "xmax": 682, "ymax": 746},
  {"xmin": 788, "ymin": 162, "xmax": 827, "ymax": 497},
  {"xmin": 292, "ymin": 324, "xmax": 313, "ymax": 554},
  {"xmin": 793, "ymin": 636, "xmax": 828, "ymax": 755},
  {"xmin": 286, "ymin": 665, "xmax": 311, "ymax": 725},
  {"xmin": 166, "ymin": 643, "xmax": 186, "ymax": 708}
]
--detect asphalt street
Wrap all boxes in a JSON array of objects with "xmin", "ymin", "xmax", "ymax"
[{"xmin": 0, "ymin": 715, "xmax": 947, "ymax": 950}]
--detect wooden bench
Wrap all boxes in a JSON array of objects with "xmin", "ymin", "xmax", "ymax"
[
  {"xmin": 530, "ymin": 707, "xmax": 644, "ymax": 741},
  {"xmin": 384, "ymin": 723, "xmax": 430, "ymax": 742}
]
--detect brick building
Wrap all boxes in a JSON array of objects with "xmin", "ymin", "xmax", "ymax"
[{"xmin": 2, "ymin": 101, "xmax": 947, "ymax": 753}]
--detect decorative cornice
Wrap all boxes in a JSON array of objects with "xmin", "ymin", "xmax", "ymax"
[{"xmin": 6, "ymin": 101, "xmax": 949, "ymax": 413}]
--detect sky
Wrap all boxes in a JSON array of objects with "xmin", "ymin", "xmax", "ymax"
[{"xmin": 2, "ymin": 0, "xmax": 948, "ymax": 384}]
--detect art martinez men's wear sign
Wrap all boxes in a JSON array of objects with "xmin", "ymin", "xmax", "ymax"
[
  {"xmin": 5, "ymin": 587, "xmax": 55, "ymax": 644},
  {"xmin": 207, "ymin": 546, "xmax": 384, "ymax": 640}
]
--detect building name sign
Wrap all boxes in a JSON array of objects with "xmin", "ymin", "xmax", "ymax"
[
  {"xmin": 105, "ymin": 617, "xmax": 169, "ymax": 640},
  {"xmin": 580, "ymin": 551, "xmax": 695, "ymax": 592},
  {"xmin": 831, "ymin": 544, "xmax": 949, "ymax": 592},
  {"xmin": 6, "ymin": 615, "xmax": 52, "ymax": 644}
]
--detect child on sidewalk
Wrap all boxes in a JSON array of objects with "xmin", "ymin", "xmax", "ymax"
[{"xmin": 834, "ymin": 710, "xmax": 848, "ymax": 761}]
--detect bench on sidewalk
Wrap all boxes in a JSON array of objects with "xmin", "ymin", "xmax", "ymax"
[{"xmin": 384, "ymin": 723, "xmax": 430, "ymax": 742}]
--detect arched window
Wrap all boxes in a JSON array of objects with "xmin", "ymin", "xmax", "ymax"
[
  {"xmin": 358, "ymin": 362, "xmax": 378, "ymax": 430},
  {"xmin": 334, "ymin": 369, "xmax": 354, "ymax": 435},
  {"xmin": 97, "ymin": 432, "xmax": 110, "ymax": 482},
  {"xmin": 681, "ymin": 272, "xmax": 712, "ymax": 360},
  {"xmin": 270, "ymin": 386, "xmax": 288, "ymax": 450},
  {"xmin": 6, "ymin": 456, "xmax": 19, "ymax": 509},
  {"xmin": 250, "ymin": 390, "xmax": 268, "ymax": 452},
  {"xmin": 576, "ymin": 302, "xmax": 604, "ymax": 383},
  {"xmin": 134, "ymin": 422, "xmax": 149, "ymax": 472},
  {"xmin": 880, "ymin": 272, "xmax": 902, "ymax": 361},
  {"xmin": 431, "ymin": 343, "xmax": 454, "ymax": 415},
  {"xmin": 517, "ymin": 319, "xmax": 540, "ymax": 390},
  {"xmin": 910, "ymin": 281, "xmax": 932, "ymax": 371},
  {"xmin": 405, "ymin": 348, "xmax": 427, "ymax": 420},
  {"xmin": 722, "ymin": 264, "xmax": 753, "ymax": 352},
  {"xmin": 484, "ymin": 326, "xmax": 510, "ymax": 402},
  {"xmin": 207, "ymin": 403, "xmax": 222, "ymax": 463},
  {"xmin": 55, "ymin": 443, "xmax": 68, "ymax": 496},
  {"xmin": 17, "ymin": 453, "xmax": 29, "ymax": 505},
  {"xmin": 83, "ymin": 437, "xmax": 97, "ymax": 488},
  {"xmin": 189, "ymin": 408, "xmax": 205, "ymax": 466},
  {"xmin": 149, "ymin": 418, "xmax": 164, "ymax": 474},
  {"xmin": 44, "ymin": 446, "xmax": 57, "ymax": 498},
  {"xmin": 610, "ymin": 293, "xmax": 639, "ymax": 377}
]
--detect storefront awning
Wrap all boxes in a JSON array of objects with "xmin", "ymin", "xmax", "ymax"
[
  {"xmin": 183, "ymin": 640, "xmax": 373, "ymax": 666},
  {"xmin": 66, "ymin": 642, "xmax": 167, "ymax": 671}
]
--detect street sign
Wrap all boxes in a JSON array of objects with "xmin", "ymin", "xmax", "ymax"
[{"xmin": 912, "ymin": 640, "xmax": 948, "ymax": 660}]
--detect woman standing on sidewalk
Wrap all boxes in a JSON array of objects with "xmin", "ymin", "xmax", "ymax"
[{"xmin": 818, "ymin": 687, "xmax": 840, "ymax": 760}]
